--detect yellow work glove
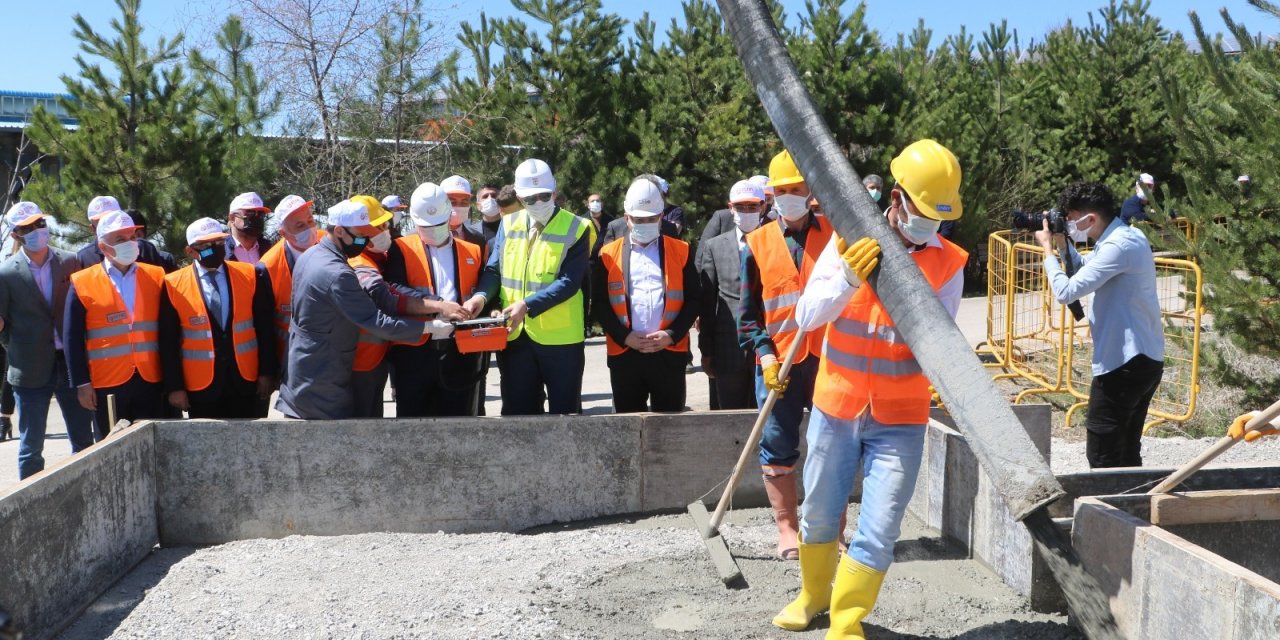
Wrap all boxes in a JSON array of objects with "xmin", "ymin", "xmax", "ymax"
[
  {"xmin": 835, "ymin": 236, "xmax": 881, "ymax": 287},
  {"xmin": 761, "ymin": 354, "xmax": 789, "ymax": 395},
  {"xmin": 929, "ymin": 385, "xmax": 944, "ymax": 409},
  {"xmin": 1228, "ymin": 411, "xmax": 1280, "ymax": 442}
]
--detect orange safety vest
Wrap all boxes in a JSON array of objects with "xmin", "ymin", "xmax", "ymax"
[
  {"xmin": 257, "ymin": 231, "xmax": 328, "ymax": 360},
  {"xmin": 394, "ymin": 236, "xmax": 482, "ymax": 347},
  {"xmin": 813, "ymin": 237, "xmax": 969, "ymax": 425},
  {"xmin": 598, "ymin": 236, "xmax": 691, "ymax": 356},
  {"xmin": 71, "ymin": 262, "xmax": 165, "ymax": 388},
  {"xmin": 163, "ymin": 263, "xmax": 260, "ymax": 391},
  {"xmin": 348, "ymin": 251, "xmax": 391, "ymax": 372},
  {"xmin": 744, "ymin": 216, "xmax": 833, "ymax": 363}
]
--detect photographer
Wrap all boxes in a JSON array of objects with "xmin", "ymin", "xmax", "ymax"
[{"xmin": 1035, "ymin": 181, "xmax": 1164, "ymax": 468}]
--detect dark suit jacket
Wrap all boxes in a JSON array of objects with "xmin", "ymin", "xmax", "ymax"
[
  {"xmin": 0, "ymin": 247, "xmax": 80, "ymax": 387},
  {"xmin": 601, "ymin": 217, "xmax": 680, "ymax": 248},
  {"xmin": 158, "ymin": 263, "xmax": 279, "ymax": 399},
  {"xmin": 592, "ymin": 237, "xmax": 699, "ymax": 361},
  {"xmin": 453, "ymin": 222, "xmax": 486, "ymax": 251},
  {"xmin": 225, "ymin": 234, "xmax": 276, "ymax": 263},
  {"xmin": 697, "ymin": 231, "xmax": 752, "ymax": 370},
  {"xmin": 77, "ymin": 239, "xmax": 177, "ymax": 272}
]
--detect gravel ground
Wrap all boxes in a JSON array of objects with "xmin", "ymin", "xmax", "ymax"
[
  {"xmin": 60, "ymin": 508, "xmax": 1078, "ymax": 640},
  {"xmin": 1050, "ymin": 434, "xmax": 1280, "ymax": 475}
]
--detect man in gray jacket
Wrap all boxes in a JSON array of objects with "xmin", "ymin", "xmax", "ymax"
[
  {"xmin": 276, "ymin": 200, "xmax": 445, "ymax": 420},
  {"xmin": 0, "ymin": 202, "xmax": 95, "ymax": 479}
]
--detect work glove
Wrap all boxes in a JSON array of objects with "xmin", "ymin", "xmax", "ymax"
[
  {"xmin": 1228, "ymin": 411, "xmax": 1280, "ymax": 442},
  {"xmin": 836, "ymin": 236, "xmax": 880, "ymax": 288},
  {"xmin": 929, "ymin": 385, "xmax": 946, "ymax": 412},
  {"xmin": 761, "ymin": 354, "xmax": 789, "ymax": 395},
  {"xmin": 425, "ymin": 318, "xmax": 455, "ymax": 340}
]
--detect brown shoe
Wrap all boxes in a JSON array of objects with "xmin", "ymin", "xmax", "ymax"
[{"xmin": 763, "ymin": 474, "xmax": 800, "ymax": 560}]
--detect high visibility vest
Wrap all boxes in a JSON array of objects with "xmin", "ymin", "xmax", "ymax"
[
  {"xmin": 257, "ymin": 231, "xmax": 327, "ymax": 360},
  {"xmin": 393, "ymin": 236, "xmax": 483, "ymax": 348},
  {"xmin": 163, "ymin": 263, "xmax": 259, "ymax": 391},
  {"xmin": 499, "ymin": 209, "xmax": 588, "ymax": 345},
  {"xmin": 348, "ymin": 251, "xmax": 392, "ymax": 371},
  {"xmin": 71, "ymin": 262, "xmax": 164, "ymax": 388},
  {"xmin": 598, "ymin": 236, "xmax": 690, "ymax": 356},
  {"xmin": 813, "ymin": 237, "xmax": 968, "ymax": 425},
  {"xmin": 745, "ymin": 216, "xmax": 833, "ymax": 363}
]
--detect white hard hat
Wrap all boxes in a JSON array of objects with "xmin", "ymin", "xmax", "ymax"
[
  {"xmin": 381, "ymin": 195, "xmax": 407, "ymax": 210},
  {"xmin": 186, "ymin": 217, "xmax": 229, "ymax": 246},
  {"xmin": 87, "ymin": 195, "xmax": 122, "ymax": 221},
  {"xmin": 748, "ymin": 174, "xmax": 774, "ymax": 196},
  {"xmin": 514, "ymin": 159, "xmax": 555, "ymax": 197},
  {"xmin": 228, "ymin": 192, "xmax": 270, "ymax": 214},
  {"xmin": 1138, "ymin": 173, "xmax": 1155, "ymax": 187},
  {"xmin": 410, "ymin": 182, "xmax": 451, "ymax": 226},
  {"xmin": 328, "ymin": 199, "xmax": 372, "ymax": 228},
  {"xmin": 6, "ymin": 201, "xmax": 44, "ymax": 228},
  {"xmin": 274, "ymin": 195, "xmax": 314, "ymax": 225},
  {"xmin": 96, "ymin": 210, "xmax": 138, "ymax": 241},
  {"xmin": 624, "ymin": 178, "xmax": 665, "ymax": 216},
  {"xmin": 729, "ymin": 180, "xmax": 765, "ymax": 204},
  {"xmin": 441, "ymin": 175, "xmax": 472, "ymax": 196}
]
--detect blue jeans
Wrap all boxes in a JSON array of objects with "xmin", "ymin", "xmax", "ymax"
[
  {"xmin": 755, "ymin": 357, "xmax": 818, "ymax": 474},
  {"xmin": 799, "ymin": 407, "xmax": 926, "ymax": 571},
  {"xmin": 14, "ymin": 353, "xmax": 96, "ymax": 480}
]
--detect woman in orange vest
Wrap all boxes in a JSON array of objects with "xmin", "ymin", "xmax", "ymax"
[
  {"xmin": 158, "ymin": 218, "xmax": 278, "ymax": 419},
  {"xmin": 770, "ymin": 140, "xmax": 968, "ymax": 638},
  {"xmin": 593, "ymin": 178, "xmax": 699, "ymax": 413},
  {"xmin": 64, "ymin": 210, "xmax": 166, "ymax": 439}
]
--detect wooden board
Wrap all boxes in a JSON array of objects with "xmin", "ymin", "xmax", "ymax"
[{"xmin": 1150, "ymin": 489, "xmax": 1280, "ymax": 526}]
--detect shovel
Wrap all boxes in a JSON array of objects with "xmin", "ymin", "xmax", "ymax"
[{"xmin": 1148, "ymin": 397, "xmax": 1280, "ymax": 494}]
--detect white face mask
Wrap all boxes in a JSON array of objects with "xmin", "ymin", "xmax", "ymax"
[
  {"xmin": 478, "ymin": 197, "xmax": 500, "ymax": 219},
  {"xmin": 733, "ymin": 210, "xmax": 761, "ymax": 233},
  {"xmin": 588, "ymin": 201, "xmax": 603, "ymax": 214},
  {"xmin": 369, "ymin": 228, "xmax": 393, "ymax": 253},
  {"xmin": 450, "ymin": 206, "xmax": 469, "ymax": 229},
  {"xmin": 526, "ymin": 198, "xmax": 556, "ymax": 225},
  {"xmin": 897, "ymin": 199, "xmax": 941, "ymax": 245},
  {"xmin": 110, "ymin": 239, "xmax": 140, "ymax": 266},
  {"xmin": 288, "ymin": 226, "xmax": 318, "ymax": 251},
  {"xmin": 630, "ymin": 221, "xmax": 661, "ymax": 245},
  {"xmin": 774, "ymin": 194, "xmax": 809, "ymax": 221},
  {"xmin": 1067, "ymin": 215, "xmax": 1092, "ymax": 243},
  {"xmin": 418, "ymin": 223, "xmax": 451, "ymax": 248}
]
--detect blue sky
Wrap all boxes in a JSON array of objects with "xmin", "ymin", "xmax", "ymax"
[{"xmin": 9, "ymin": 0, "xmax": 1271, "ymax": 94}]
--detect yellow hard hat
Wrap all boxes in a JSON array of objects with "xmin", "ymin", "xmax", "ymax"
[
  {"xmin": 767, "ymin": 150, "xmax": 805, "ymax": 188},
  {"xmin": 889, "ymin": 139, "xmax": 963, "ymax": 221},
  {"xmin": 349, "ymin": 194, "xmax": 393, "ymax": 227}
]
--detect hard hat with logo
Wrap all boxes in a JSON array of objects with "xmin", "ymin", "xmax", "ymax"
[
  {"xmin": 729, "ymin": 180, "xmax": 765, "ymax": 204},
  {"xmin": 514, "ymin": 159, "xmax": 555, "ymax": 197},
  {"xmin": 441, "ymin": 175, "xmax": 472, "ymax": 196},
  {"xmin": 327, "ymin": 200, "xmax": 372, "ymax": 228},
  {"xmin": 349, "ymin": 195, "xmax": 392, "ymax": 227},
  {"xmin": 87, "ymin": 195, "xmax": 122, "ymax": 222},
  {"xmin": 767, "ymin": 150, "xmax": 805, "ymax": 188},
  {"xmin": 624, "ymin": 178, "xmax": 664, "ymax": 217},
  {"xmin": 410, "ymin": 182, "xmax": 451, "ymax": 226},
  {"xmin": 889, "ymin": 139, "xmax": 963, "ymax": 221},
  {"xmin": 749, "ymin": 174, "xmax": 774, "ymax": 196}
]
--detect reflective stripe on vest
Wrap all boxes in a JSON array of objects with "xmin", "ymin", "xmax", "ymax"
[
  {"xmin": 499, "ymin": 209, "xmax": 587, "ymax": 345},
  {"xmin": 744, "ymin": 216, "xmax": 833, "ymax": 363},
  {"xmin": 163, "ymin": 262, "xmax": 261, "ymax": 392},
  {"xmin": 813, "ymin": 237, "xmax": 969, "ymax": 424},
  {"xmin": 71, "ymin": 262, "xmax": 165, "ymax": 387},
  {"xmin": 392, "ymin": 236, "xmax": 483, "ymax": 350},
  {"xmin": 598, "ymin": 236, "xmax": 691, "ymax": 356}
]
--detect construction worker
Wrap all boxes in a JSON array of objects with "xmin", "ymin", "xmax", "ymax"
[
  {"xmin": 76, "ymin": 196, "xmax": 174, "ymax": 271},
  {"xmin": 463, "ymin": 159, "xmax": 590, "ymax": 416},
  {"xmin": 64, "ymin": 210, "xmax": 167, "ymax": 438},
  {"xmin": 442, "ymin": 175, "xmax": 487, "ymax": 248},
  {"xmin": 382, "ymin": 183, "xmax": 484, "ymax": 416},
  {"xmin": 257, "ymin": 194, "xmax": 324, "ymax": 363},
  {"xmin": 593, "ymin": 178, "xmax": 699, "ymax": 413},
  {"xmin": 773, "ymin": 140, "xmax": 967, "ymax": 637},
  {"xmin": 698, "ymin": 180, "xmax": 765, "ymax": 410},
  {"xmin": 738, "ymin": 150, "xmax": 835, "ymax": 560},
  {"xmin": 226, "ymin": 192, "xmax": 275, "ymax": 263},
  {"xmin": 158, "ymin": 218, "xmax": 277, "ymax": 419},
  {"xmin": 276, "ymin": 199, "xmax": 446, "ymax": 420}
]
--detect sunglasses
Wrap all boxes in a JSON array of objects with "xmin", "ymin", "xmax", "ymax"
[
  {"xmin": 17, "ymin": 219, "xmax": 48, "ymax": 234},
  {"xmin": 520, "ymin": 193, "xmax": 553, "ymax": 206}
]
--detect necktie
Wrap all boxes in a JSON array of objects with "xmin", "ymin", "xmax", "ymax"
[{"xmin": 204, "ymin": 271, "xmax": 224, "ymax": 329}]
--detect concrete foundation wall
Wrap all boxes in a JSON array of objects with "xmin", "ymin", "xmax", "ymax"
[
  {"xmin": 1073, "ymin": 496, "xmax": 1280, "ymax": 640},
  {"xmin": 0, "ymin": 424, "xmax": 158, "ymax": 640}
]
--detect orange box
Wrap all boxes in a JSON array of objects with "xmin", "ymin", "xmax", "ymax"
[{"xmin": 454, "ymin": 318, "xmax": 508, "ymax": 354}]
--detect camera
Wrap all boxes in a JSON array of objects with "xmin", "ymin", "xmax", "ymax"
[{"xmin": 1011, "ymin": 208, "xmax": 1066, "ymax": 234}]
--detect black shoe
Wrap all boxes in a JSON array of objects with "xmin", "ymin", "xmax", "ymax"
[{"xmin": 0, "ymin": 416, "xmax": 11, "ymax": 442}]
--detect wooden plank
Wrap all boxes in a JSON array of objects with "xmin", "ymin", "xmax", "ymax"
[{"xmin": 1150, "ymin": 489, "xmax": 1280, "ymax": 526}]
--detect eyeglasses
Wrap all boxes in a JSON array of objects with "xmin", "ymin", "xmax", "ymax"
[
  {"xmin": 731, "ymin": 204, "xmax": 762, "ymax": 213},
  {"xmin": 17, "ymin": 219, "xmax": 48, "ymax": 234},
  {"xmin": 520, "ymin": 193, "xmax": 553, "ymax": 206}
]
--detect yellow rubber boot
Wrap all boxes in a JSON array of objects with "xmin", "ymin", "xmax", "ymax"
[
  {"xmin": 825, "ymin": 555, "xmax": 887, "ymax": 640},
  {"xmin": 772, "ymin": 540, "xmax": 840, "ymax": 630}
]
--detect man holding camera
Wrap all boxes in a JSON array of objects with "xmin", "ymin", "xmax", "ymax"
[{"xmin": 1036, "ymin": 181, "xmax": 1164, "ymax": 468}]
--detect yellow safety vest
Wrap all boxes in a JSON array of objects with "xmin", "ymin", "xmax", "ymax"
[{"xmin": 500, "ymin": 208, "xmax": 588, "ymax": 345}]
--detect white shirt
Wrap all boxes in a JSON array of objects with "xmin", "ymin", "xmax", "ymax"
[
  {"xmin": 24, "ymin": 249, "xmax": 59, "ymax": 349},
  {"xmin": 230, "ymin": 236, "xmax": 261, "ymax": 264},
  {"xmin": 102, "ymin": 259, "xmax": 139, "ymax": 320},
  {"xmin": 796, "ymin": 234, "xmax": 963, "ymax": 332},
  {"xmin": 627, "ymin": 240, "xmax": 665, "ymax": 335},
  {"xmin": 194, "ymin": 262, "xmax": 230, "ymax": 327},
  {"xmin": 427, "ymin": 239, "xmax": 459, "ymax": 303}
]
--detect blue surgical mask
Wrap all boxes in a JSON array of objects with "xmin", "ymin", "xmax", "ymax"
[
  {"xmin": 290, "ymin": 226, "xmax": 318, "ymax": 250},
  {"xmin": 630, "ymin": 221, "xmax": 661, "ymax": 245},
  {"xmin": 21, "ymin": 228, "xmax": 50, "ymax": 252},
  {"xmin": 111, "ymin": 239, "xmax": 140, "ymax": 266},
  {"xmin": 898, "ymin": 200, "xmax": 941, "ymax": 245},
  {"xmin": 867, "ymin": 188, "xmax": 881, "ymax": 203}
]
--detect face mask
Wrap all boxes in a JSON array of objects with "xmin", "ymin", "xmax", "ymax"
[
  {"xmin": 898, "ymin": 200, "xmax": 941, "ymax": 245},
  {"xmin": 392, "ymin": 210, "xmax": 404, "ymax": 229},
  {"xmin": 418, "ymin": 223, "xmax": 451, "ymax": 248},
  {"xmin": 288, "ymin": 226, "xmax": 318, "ymax": 250},
  {"xmin": 196, "ymin": 244, "xmax": 227, "ymax": 269},
  {"xmin": 369, "ymin": 229, "xmax": 393, "ymax": 253},
  {"xmin": 1067, "ymin": 215, "xmax": 1092, "ymax": 243},
  {"xmin": 1136, "ymin": 185, "xmax": 1149, "ymax": 200},
  {"xmin": 340, "ymin": 229, "xmax": 368, "ymax": 258},
  {"xmin": 588, "ymin": 201, "xmax": 603, "ymax": 215},
  {"xmin": 733, "ymin": 210, "xmax": 760, "ymax": 233},
  {"xmin": 774, "ymin": 194, "xmax": 809, "ymax": 221},
  {"xmin": 478, "ymin": 197, "xmax": 500, "ymax": 220},
  {"xmin": 237, "ymin": 214, "xmax": 265, "ymax": 236},
  {"xmin": 630, "ymin": 221, "xmax": 660, "ymax": 245},
  {"xmin": 21, "ymin": 228, "xmax": 50, "ymax": 252},
  {"xmin": 526, "ymin": 199, "xmax": 556, "ymax": 225},
  {"xmin": 450, "ymin": 206, "xmax": 468, "ymax": 229},
  {"xmin": 867, "ymin": 188, "xmax": 881, "ymax": 203},
  {"xmin": 110, "ymin": 239, "xmax": 140, "ymax": 266}
]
